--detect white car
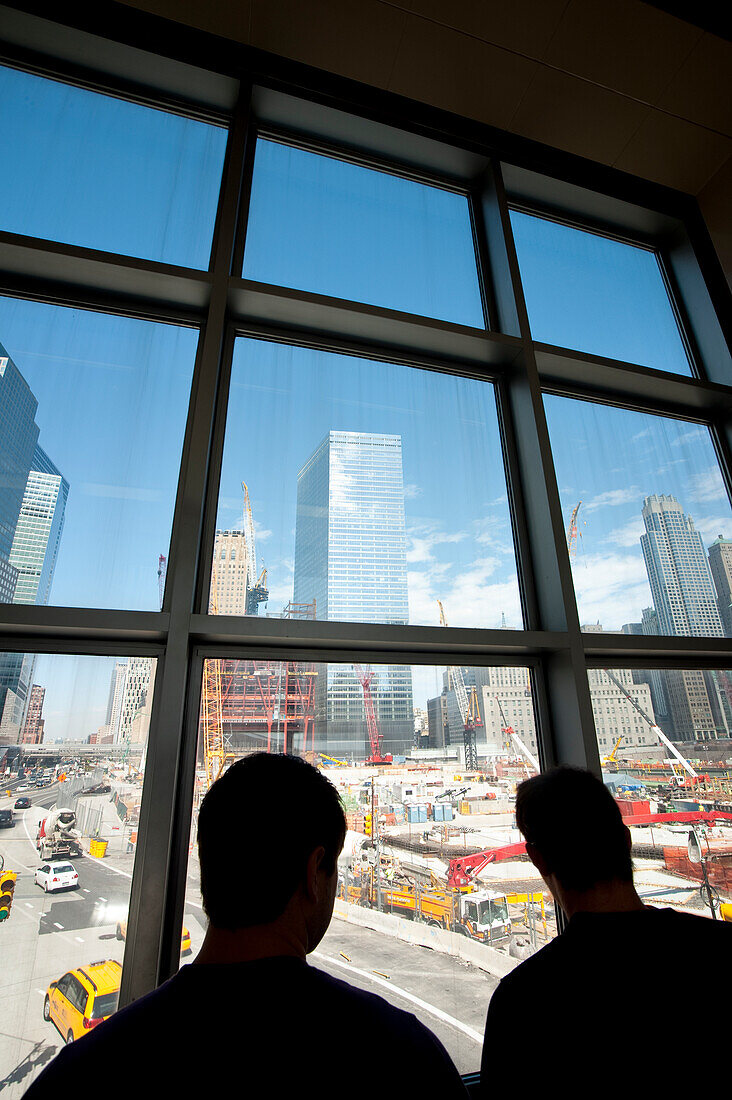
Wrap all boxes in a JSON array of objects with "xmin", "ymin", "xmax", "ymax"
[{"xmin": 35, "ymin": 861, "xmax": 79, "ymax": 893}]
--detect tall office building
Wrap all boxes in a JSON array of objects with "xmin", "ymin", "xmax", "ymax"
[
  {"xmin": 211, "ymin": 530, "xmax": 251, "ymax": 615},
  {"xmin": 293, "ymin": 431, "xmax": 413, "ymax": 755},
  {"xmin": 8, "ymin": 445, "xmax": 69, "ymax": 606},
  {"xmin": 0, "ymin": 443, "xmax": 68, "ymax": 743},
  {"xmin": 20, "ymin": 684, "xmax": 45, "ymax": 745},
  {"xmin": 117, "ymin": 657, "xmax": 156, "ymax": 745},
  {"xmin": 641, "ymin": 494, "xmax": 728, "ymax": 740},
  {"xmin": 0, "ymin": 345, "xmax": 39, "ymax": 581},
  {"xmin": 708, "ymin": 535, "xmax": 732, "ymax": 638}
]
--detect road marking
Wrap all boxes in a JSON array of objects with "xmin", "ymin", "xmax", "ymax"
[
  {"xmin": 312, "ymin": 951, "xmax": 483, "ymax": 1044},
  {"xmin": 99, "ymin": 896, "xmax": 107, "ymax": 901},
  {"xmin": 53, "ymin": 922, "xmax": 63, "ymax": 929},
  {"xmin": 75, "ymin": 936, "xmax": 84, "ymax": 942}
]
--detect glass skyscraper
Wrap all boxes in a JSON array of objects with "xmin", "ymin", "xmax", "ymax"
[
  {"xmin": 0, "ymin": 344, "xmax": 40, "ymax": 601},
  {"xmin": 641, "ymin": 493, "xmax": 728, "ymax": 740},
  {"xmin": 0, "ymin": 356, "xmax": 68, "ymax": 744},
  {"xmin": 294, "ymin": 431, "xmax": 413, "ymax": 756}
]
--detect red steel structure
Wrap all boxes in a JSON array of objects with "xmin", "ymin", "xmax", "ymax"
[{"xmin": 213, "ymin": 601, "xmax": 318, "ymax": 757}]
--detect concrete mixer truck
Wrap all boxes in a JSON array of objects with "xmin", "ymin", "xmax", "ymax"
[{"xmin": 36, "ymin": 808, "xmax": 83, "ymax": 860}]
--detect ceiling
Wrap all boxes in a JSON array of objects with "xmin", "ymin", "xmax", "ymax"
[{"xmin": 111, "ymin": 0, "xmax": 731, "ymax": 285}]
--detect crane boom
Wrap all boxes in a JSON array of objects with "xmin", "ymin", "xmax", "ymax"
[
  {"xmin": 354, "ymin": 664, "xmax": 391, "ymax": 764},
  {"xmin": 602, "ymin": 669, "xmax": 698, "ymax": 779}
]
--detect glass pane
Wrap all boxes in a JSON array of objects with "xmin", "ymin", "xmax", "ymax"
[
  {"xmin": 510, "ymin": 210, "xmax": 692, "ymax": 375},
  {"xmin": 0, "ymin": 653, "xmax": 158, "ymax": 1090},
  {"xmin": 592, "ymin": 664, "xmax": 731, "ymax": 917},
  {"xmin": 544, "ymin": 396, "xmax": 732, "ymax": 636},
  {"xmin": 243, "ymin": 139, "xmax": 484, "ymax": 327},
  {"xmin": 0, "ymin": 297, "xmax": 197, "ymax": 610},
  {"xmin": 0, "ymin": 65, "xmax": 227, "ymax": 269},
  {"xmin": 210, "ymin": 338, "xmax": 521, "ymax": 629},
  {"xmin": 184, "ymin": 660, "xmax": 550, "ymax": 1074}
]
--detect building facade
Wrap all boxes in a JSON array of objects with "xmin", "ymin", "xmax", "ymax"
[
  {"xmin": 20, "ymin": 684, "xmax": 45, "ymax": 745},
  {"xmin": 293, "ymin": 431, "xmax": 413, "ymax": 755},
  {"xmin": 641, "ymin": 494, "xmax": 728, "ymax": 740},
  {"xmin": 211, "ymin": 530, "xmax": 252, "ymax": 615},
  {"xmin": 708, "ymin": 535, "xmax": 732, "ymax": 638}
]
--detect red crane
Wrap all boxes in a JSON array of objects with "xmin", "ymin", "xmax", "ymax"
[{"xmin": 354, "ymin": 664, "xmax": 392, "ymax": 765}]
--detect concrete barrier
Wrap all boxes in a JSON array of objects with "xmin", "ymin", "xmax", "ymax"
[{"xmin": 332, "ymin": 898, "xmax": 517, "ymax": 980}]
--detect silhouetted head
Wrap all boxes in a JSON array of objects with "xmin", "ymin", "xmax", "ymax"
[
  {"xmin": 515, "ymin": 766, "xmax": 632, "ymax": 892},
  {"xmin": 198, "ymin": 752, "xmax": 346, "ymax": 931}
]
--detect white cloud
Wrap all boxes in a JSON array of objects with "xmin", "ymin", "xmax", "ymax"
[
  {"xmin": 570, "ymin": 551, "xmax": 652, "ymax": 630},
  {"xmin": 403, "ymin": 483, "xmax": 423, "ymax": 500},
  {"xmin": 408, "ymin": 555, "xmax": 521, "ymax": 629},
  {"xmin": 608, "ymin": 516, "xmax": 645, "ymax": 548},
  {"xmin": 695, "ymin": 514, "xmax": 732, "ymax": 545},
  {"xmin": 81, "ymin": 483, "xmax": 163, "ymax": 502},
  {"xmin": 406, "ymin": 527, "xmax": 466, "ymax": 563},
  {"xmin": 583, "ymin": 486, "xmax": 643, "ymax": 513},
  {"xmin": 687, "ymin": 465, "xmax": 728, "ymax": 506}
]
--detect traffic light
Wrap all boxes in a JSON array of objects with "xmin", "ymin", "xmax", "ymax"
[
  {"xmin": 0, "ymin": 870, "xmax": 17, "ymax": 921},
  {"xmin": 364, "ymin": 813, "xmax": 372, "ymax": 837}
]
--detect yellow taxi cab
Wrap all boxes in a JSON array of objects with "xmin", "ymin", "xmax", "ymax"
[
  {"xmin": 116, "ymin": 918, "xmax": 192, "ymax": 954},
  {"xmin": 44, "ymin": 959, "xmax": 121, "ymax": 1043}
]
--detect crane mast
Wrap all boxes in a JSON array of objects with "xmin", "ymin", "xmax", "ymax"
[
  {"xmin": 241, "ymin": 481, "xmax": 269, "ymax": 614},
  {"xmin": 354, "ymin": 664, "xmax": 391, "ymax": 765},
  {"xmin": 437, "ymin": 601, "xmax": 482, "ymax": 771}
]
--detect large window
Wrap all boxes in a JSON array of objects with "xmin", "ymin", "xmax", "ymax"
[{"xmin": 1, "ymin": 10, "xmax": 729, "ymax": 1092}]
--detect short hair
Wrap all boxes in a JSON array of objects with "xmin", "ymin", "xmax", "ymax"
[
  {"xmin": 198, "ymin": 752, "xmax": 346, "ymax": 930},
  {"xmin": 515, "ymin": 766, "xmax": 632, "ymax": 891}
]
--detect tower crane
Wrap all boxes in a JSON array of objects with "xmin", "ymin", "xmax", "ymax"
[
  {"xmin": 157, "ymin": 554, "xmax": 167, "ymax": 611},
  {"xmin": 566, "ymin": 501, "xmax": 582, "ymax": 558},
  {"xmin": 601, "ymin": 669, "xmax": 697, "ymax": 781},
  {"xmin": 437, "ymin": 600, "xmax": 482, "ymax": 771},
  {"xmin": 241, "ymin": 481, "xmax": 269, "ymax": 615},
  {"xmin": 201, "ymin": 564, "xmax": 226, "ymax": 787},
  {"xmin": 354, "ymin": 664, "xmax": 392, "ymax": 765}
]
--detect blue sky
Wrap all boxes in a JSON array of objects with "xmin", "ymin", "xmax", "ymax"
[{"xmin": 2, "ymin": 64, "xmax": 727, "ymax": 736}]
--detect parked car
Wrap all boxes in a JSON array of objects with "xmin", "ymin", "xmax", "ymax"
[
  {"xmin": 44, "ymin": 960, "xmax": 121, "ymax": 1043},
  {"xmin": 14, "ymin": 796, "xmax": 31, "ymax": 809},
  {"xmin": 35, "ymin": 861, "xmax": 79, "ymax": 892}
]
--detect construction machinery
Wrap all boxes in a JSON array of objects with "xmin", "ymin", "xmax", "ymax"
[
  {"xmin": 354, "ymin": 664, "xmax": 392, "ymax": 765},
  {"xmin": 241, "ymin": 482, "xmax": 269, "ymax": 615},
  {"xmin": 437, "ymin": 600, "xmax": 483, "ymax": 771},
  {"xmin": 157, "ymin": 554, "xmax": 167, "ymax": 610},
  {"xmin": 566, "ymin": 501, "xmax": 583, "ymax": 557},
  {"xmin": 601, "ymin": 733, "xmax": 626, "ymax": 767},
  {"xmin": 36, "ymin": 809, "xmax": 83, "ymax": 861},
  {"xmin": 494, "ymin": 697, "xmax": 540, "ymax": 775},
  {"xmin": 344, "ymin": 860, "xmax": 512, "ymax": 942},
  {"xmin": 602, "ymin": 669, "xmax": 698, "ymax": 782}
]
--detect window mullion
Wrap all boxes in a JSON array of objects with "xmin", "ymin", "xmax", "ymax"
[{"xmin": 120, "ymin": 87, "xmax": 253, "ymax": 1005}]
